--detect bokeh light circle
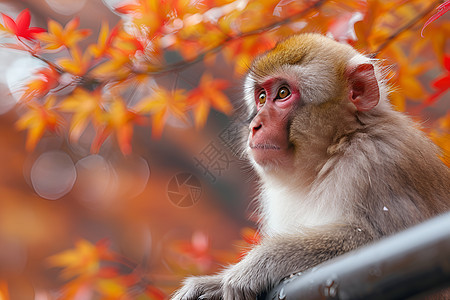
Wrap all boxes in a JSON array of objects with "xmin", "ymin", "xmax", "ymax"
[
  {"xmin": 74, "ymin": 154, "xmax": 117, "ymax": 210},
  {"xmin": 45, "ymin": 0, "xmax": 87, "ymax": 15},
  {"xmin": 6, "ymin": 56, "xmax": 46, "ymax": 101},
  {"xmin": 30, "ymin": 151, "xmax": 76, "ymax": 200}
]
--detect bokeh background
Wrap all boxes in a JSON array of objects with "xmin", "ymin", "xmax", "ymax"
[{"xmin": 0, "ymin": 0, "xmax": 448, "ymax": 299}]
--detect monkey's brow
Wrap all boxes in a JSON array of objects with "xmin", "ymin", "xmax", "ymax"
[{"xmin": 248, "ymin": 65, "xmax": 274, "ymax": 81}]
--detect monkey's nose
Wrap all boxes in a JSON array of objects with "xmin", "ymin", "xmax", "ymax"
[{"xmin": 252, "ymin": 123, "xmax": 262, "ymax": 136}]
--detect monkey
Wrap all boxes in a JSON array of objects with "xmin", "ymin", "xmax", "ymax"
[{"xmin": 171, "ymin": 33, "xmax": 450, "ymax": 300}]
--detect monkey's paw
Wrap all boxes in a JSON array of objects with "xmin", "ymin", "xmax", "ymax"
[
  {"xmin": 171, "ymin": 275, "xmax": 222, "ymax": 300},
  {"xmin": 221, "ymin": 261, "xmax": 271, "ymax": 300}
]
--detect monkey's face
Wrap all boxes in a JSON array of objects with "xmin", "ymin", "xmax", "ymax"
[
  {"xmin": 244, "ymin": 34, "xmax": 382, "ymax": 177},
  {"xmin": 246, "ymin": 75, "xmax": 301, "ymax": 170}
]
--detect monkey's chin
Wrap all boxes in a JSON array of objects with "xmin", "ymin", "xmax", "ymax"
[{"xmin": 249, "ymin": 147, "xmax": 294, "ymax": 171}]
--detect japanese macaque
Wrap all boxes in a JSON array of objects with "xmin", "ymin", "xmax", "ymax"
[{"xmin": 172, "ymin": 33, "xmax": 450, "ymax": 300}]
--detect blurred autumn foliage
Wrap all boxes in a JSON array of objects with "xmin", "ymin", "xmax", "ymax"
[{"xmin": 0, "ymin": 0, "xmax": 448, "ymax": 299}]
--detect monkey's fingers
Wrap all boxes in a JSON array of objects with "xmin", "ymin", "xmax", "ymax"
[{"xmin": 170, "ymin": 275, "xmax": 223, "ymax": 300}]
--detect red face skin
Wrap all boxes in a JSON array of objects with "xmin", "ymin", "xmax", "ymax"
[{"xmin": 248, "ymin": 78, "xmax": 301, "ymax": 168}]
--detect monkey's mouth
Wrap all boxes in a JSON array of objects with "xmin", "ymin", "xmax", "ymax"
[{"xmin": 249, "ymin": 144, "xmax": 281, "ymax": 150}]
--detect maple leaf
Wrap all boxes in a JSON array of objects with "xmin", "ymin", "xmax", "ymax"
[
  {"xmin": 47, "ymin": 239, "xmax": 113, "ymax": 279},
  {"xmin": 16, "ymin": 95, "xmax": 62, "ymax": 150},
  {"xmin": 114, "ymin": 30, "xmax": 146, "ymax": 56},
  {"xmin": 88, "ymin": 21, "xmax": 120, "ymax": 59},
  {"xmin": 117, "ymin": 0, "xmax": 202, "ymax": 39},
  {"xmin": 57, "ymin": 46, "xmax": 92, "ymax": 76},
  {"xmin": 59, "ymin": 88, "xmax": 105, "ymax": 142},
  {"xmin": 20, "ymin": 66, "xmax": 60, "ymax": 101},
  {"xmin": 429, "ymin": 113, "xmax": 450, "ymax": 167},
  {"xmin": 353, "ymin": 0, "xmax": 398, "ymax": 50},
  {"xmin": 136, "ymin": 88, "xmax": 188, "ymax": 138},
  {"xmin": 426, "ymin": 54, "xmax": 450, "ymax": 105},
  {"xmin": 224, "ymin": 34, "xmax": 276, "ymax": 74},
  {"xmin": 384, "ymin": 44, "xmax": 433, "ymax": 110},
  {"xmin": 236, "ymin": 227, "xmax": 261, "ymax": 260},
  {"xmin": 187, "ymin": 73, "xmax": 231, "ymax": 128},
  {"xmin": 35, "ymin": 17, "xmax": 91, "ymax": 50},
  {"xmin": 95, "ymin": 278, "xmax": 127, "ymax": 299},
  {"xmin": 144, "ymin": 286, "xmax": 166, "ymax": 300},
  {"xmin": 116, "ymin": 0, "xmax": 170, "ymax": 37},
  {"xmin": 91, "ymin": 96, "xmax": 143, "ymax": 155},
  {"xmin": 170, "ymin": 231, "xmax": 215, "ymax": 273},
  {"xmin": 174, "ymin": 21, "xmax": 226, "ymax": 60},
  {"xmin": 90, "ymin": 49, "xmax": 131, "ymax": 79},
  {"xmin": 420, "ymin": 21, "xmax": 450, "ymax": 64},
  {"xmin": 0, "ymin": 9, "xmax": 45, "ymax": 41}
]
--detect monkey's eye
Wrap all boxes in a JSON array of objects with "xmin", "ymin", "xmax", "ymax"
[
  {"xmin": 277, "ymin": 86, "xmax": 290, "ymax": 99},
  {"xmin": 258, "ymin": 91, "xmax": 266, "ymax": 105}
]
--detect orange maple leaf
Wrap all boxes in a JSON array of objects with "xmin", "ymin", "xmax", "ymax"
[
  {"xmin": 187, "ymin": 73, "xmax": 231, "ymax": 128},
  {"xmin": 224, "ymin": 34, "xmax": 276, "ymax": 74},
  {"xmin": 116, "ymin": 0, "xmax": 170, "ymax": 37},
  {"xmin": 136, "ymin": 88, "xmax": 187, "ymax": 138},
  {"xmin": 59, "ymin": 88, "xmax": 105, "ymax": 143},
  {"xmin": 116, "ymin": 0, "xmax": 200, "ymax": 38},
  {"xmin": 88, "ymin": 21, "xmax": 120, "ymax": 59},
  {"xmin": 0, "ymin": 9, "xmax": 45, "ymax": 41},
  {"xmin": 36, "ymin": 17, "xmax": 91, "ymax": 50},
  {"xmin": 237, "ymin": 227, "xmax": 261, "ymax": 260},
  {"xmin": 57, "ymin": 46, "xmax": 92, "ymax": 76},
  {"xmin": 16, "ymin": 95, "xmax": 62, "ymax": 150},
  {"xmin": 90, "ymin": 48, "xmax": 131, "ymax": 79},
  {"xmin": 385, "ymin": 44, "xmax": 433, "ymax": 110},
  {"xmin": 20, "ymin": 66, "xmax": 60, "ymax": 101},
  {"xmin": 353, "ymin": 0, "xmax": 399, "ymax": 51},
  {"xmin": 47, "ymin": 239, "xmax": 113, "ymax": 279},
  {"xmin": 427, "ymin": 54, "xmax": 450, "ymax": 105},
  {"xmin": 170, "ymin": 231, "xmax": 215, "ymax": 273},
  {"xmin": 92, "ymin": 97, "xmax": 143, "ymax": 155}
]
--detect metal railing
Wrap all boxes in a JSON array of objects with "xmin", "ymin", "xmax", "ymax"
[{"xmin": 264, "ymin": 211, "xmax": 450, "ymax": 300}]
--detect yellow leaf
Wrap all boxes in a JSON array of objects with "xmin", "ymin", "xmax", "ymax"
[
  {"xmin": 47, "ymin": 239, "xmax": 103, "ymax": 279},
  {"xmin": 95, "ymin": 279, "xmax": 126, "ymax": 298},
  {"xmin": 187, "ymin": 73, "xmax": 231, "ymax": 128},
  {"xmin": 59, "ymin": 88, "xmax": 104, "ymax": 142},
  {"xmin": 193, "ymin": 99, "xmax": 210, "ymax": 128},
  {"xmin": 400, "ymin": 76, "xmax": 427, "ymax": 100},
  {"xmin": 35, "ymin": 17, "xmax": 91, "ymax": 50},
  {"xmin": 16, "ymin": 95, "xmax": 62, "ymax": 150},
  {"xmin": 57, "ymin": 47, "xmax": 91, "ymax": 76},
  {"xmin": 389, "ymin": 91, "xmax": 406, "ymax": 112},
  {"xmin": 88, "ymin": 21, "xmax": 120, "ymax": 59},
  {"xmin": 136, "ymin": 88, "xmax": 187, "ymax": 138},
  {"xmin": 90, "ymin": 49, "xmax": 130, "ymax": 79}
]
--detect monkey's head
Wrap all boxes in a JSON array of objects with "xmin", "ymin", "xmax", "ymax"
[{"xmin": 244, "ymin": 33, "xmax": 384, "ymax": 181}]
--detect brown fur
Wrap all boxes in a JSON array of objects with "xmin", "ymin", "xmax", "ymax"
[{"xmin": 172, "ymin": 33, "xmax": 450, "ymax": 300}]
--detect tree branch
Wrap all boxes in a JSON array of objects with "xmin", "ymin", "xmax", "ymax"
[
  {"xmin": 374, "ymin": 0, "xmax": 444, "ymax": 55},
  {"xmin": 142, "ymin": 0, "xmax": 328, "ymax": 76}
]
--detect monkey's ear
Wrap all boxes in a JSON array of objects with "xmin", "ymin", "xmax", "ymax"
[{"xmin": 347, "ymin": 63, "xmax": 380, "ymax": 111}]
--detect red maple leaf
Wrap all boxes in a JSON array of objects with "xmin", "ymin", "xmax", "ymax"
[
  {"xmin": 427, "ymin": 54, "xmax": 450, "ymax": 105},
  {"xmin": 1, "ymin": 9, "xmax": 45, "ymax": 40}
]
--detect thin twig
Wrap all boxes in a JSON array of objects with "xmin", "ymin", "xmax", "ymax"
[{"xmin": 17, "ymin": 37, "xmax": 65, "ymax": 73}]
